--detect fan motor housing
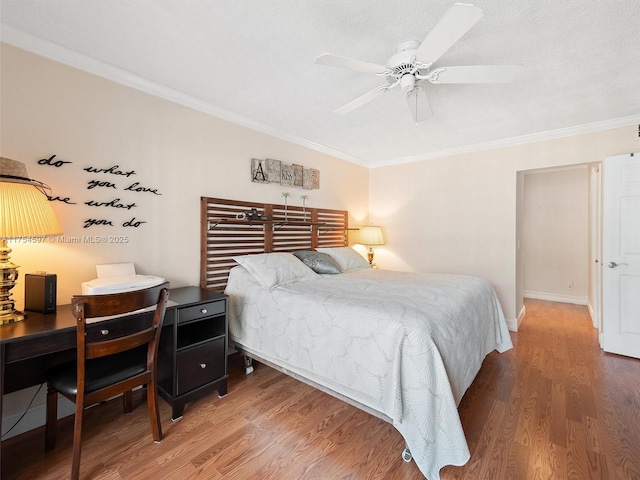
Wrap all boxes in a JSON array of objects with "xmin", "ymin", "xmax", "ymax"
[
  {"xmin": 386, "ymin": 40, "xmax": 425, "ymax": 86},
  {"xmin": 386, "ymin": 40, "xmax": 420, "ymax": 69}
]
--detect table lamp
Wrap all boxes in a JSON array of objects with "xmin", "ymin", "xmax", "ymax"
[
  {"xmin": 359, "ymin": 225, "xmax": 384, "ymax": 266},
  {"xmin": 0, "ymin": 157, "xmax": 62, "ymax": 325}
]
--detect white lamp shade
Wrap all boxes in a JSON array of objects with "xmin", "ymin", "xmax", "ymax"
[
  {"xmin": 0, "ymin": 157, "xmax": 62, "ymax": 324},
  {"xmin": 359, "ymin": 226, "xmax": 384, "ymax": 246},
  {"xmin": 1, "ymin": 179, "xmax": 62, "ymax": 238}
]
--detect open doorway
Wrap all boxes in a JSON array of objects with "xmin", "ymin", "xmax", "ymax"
[{"xmin": 515, "ymin": 163, "xmax": 598, "ymax": 330}]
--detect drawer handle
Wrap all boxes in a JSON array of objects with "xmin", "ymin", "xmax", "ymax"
[
  {"xmin": 101, "ymin": 329, "xmax": 109, "ymax": 336},
  {"xmin": 200, "ymin": 363, "xmax": 207, "ymax": 369},
  {"xmin": 200, "ymin": 308, "xmax": 208, "ymax": 314}
]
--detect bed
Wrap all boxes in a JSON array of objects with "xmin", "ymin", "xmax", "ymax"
[{"xmin": 200, "ymin": 197, "xmax": 513, "ymax": 480}]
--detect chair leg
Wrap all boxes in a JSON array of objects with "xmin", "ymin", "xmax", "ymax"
[
  {"xmin": 146, "ymin": 382, "xmax": 162, "ymax": 443},
  {"xmin": 123, "ymin": 390, "xmax": 133, "ymax": 414},
  {"xmin": 70, "ymin": 402, "xmax": 85, "ymax": 480},
  {"xmin": 45, "ymin": 386, "xmax": 58, "ymax": 452}
]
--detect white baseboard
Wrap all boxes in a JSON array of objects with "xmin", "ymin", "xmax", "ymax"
[
  {"xmin": 2, "ymin": 385, "xmax": 146, "ymax": 440},
  {"xmin": 506, "ymin": 305, "xmax": 525, "ymax": 332},
  {"xmin": 523, "ymin": 290, "xmax": 588, "ymax": 305},
  {"xmin": 1, "ymin": 395, "xmax": 74, "ymax": 441},
  {"xmin": 588, "ymin": 302, "xmax": 597, "ymax": 329},
  {"xmin": 518, "ymin": 305, "xmax": 526, "ymax": 330},
  {"xmin": 506, "ymin": 304, "xmax": 525, "ymax": 332}
]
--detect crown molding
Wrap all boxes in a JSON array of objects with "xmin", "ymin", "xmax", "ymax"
[
  {"xmin": 370, "ymin": 114, "xmax": 640, "ymax": 168},
  {"xmin": 2, "ymin": 24, "xmax": 638, "ymax": 170},
  {"xmin": 0, "ymin": 25, "xmax": 370, "ymax": 168}
]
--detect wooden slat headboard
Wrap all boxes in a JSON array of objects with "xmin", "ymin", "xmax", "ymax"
[{"xmin": 200, "ymin": 197, "xmax": 349, "ymax": 291}]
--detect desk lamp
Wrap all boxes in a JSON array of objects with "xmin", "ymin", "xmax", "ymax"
[
  {"xmin": 0, "ymin": 157, "xmax": 62, "ymax": 325},
  {"xmin": 359, "ymin": 225, "xmax": 385, "ymax": 266}
]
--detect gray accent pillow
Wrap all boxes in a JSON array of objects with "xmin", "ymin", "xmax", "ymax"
[{"xmin": 293, "ymin": 251, "xmax": 342, "ymax": 274}]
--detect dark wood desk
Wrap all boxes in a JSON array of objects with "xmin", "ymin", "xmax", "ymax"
[{"xmin": 0, "ymin": 286, "xmax": 227, "ymax": 436}]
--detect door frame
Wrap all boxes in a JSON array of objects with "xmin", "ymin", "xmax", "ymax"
[
  {"xmin": 589, "ymin": 164, "xmax": 603, "ymax": 342},
  {"xmin": 515, "ymin": 162, "xmax": 600, "ymax": 332}
]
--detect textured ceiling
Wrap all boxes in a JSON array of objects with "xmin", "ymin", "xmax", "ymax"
[{"xmin": 1, "ymin": 1, "xmax": 639, "ymax": 167}]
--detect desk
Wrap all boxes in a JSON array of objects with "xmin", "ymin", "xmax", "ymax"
[{"xmin": 0, "ymin": 286, "xmax": 226, "ymax": 436}]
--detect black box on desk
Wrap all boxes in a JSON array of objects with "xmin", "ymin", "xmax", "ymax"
[{"xmin": 25, "ymin": 273, "xmax": 57, "ymax": 313}]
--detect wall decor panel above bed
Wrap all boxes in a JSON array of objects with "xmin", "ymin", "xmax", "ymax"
[{"xmin": 200, "ymin": 197, "xmax": 348, "ymax": 290}]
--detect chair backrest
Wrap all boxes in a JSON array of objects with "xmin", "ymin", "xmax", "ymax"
[{"xmin": 71, "ymin": 282, "xmax": 170, "ymax": 369}]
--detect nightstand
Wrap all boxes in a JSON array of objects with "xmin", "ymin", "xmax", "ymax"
[{"xmin": 157, "ymin": 287, "xmax": 228, "ymax": 420}]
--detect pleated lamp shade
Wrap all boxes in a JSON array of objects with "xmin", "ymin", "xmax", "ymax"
[
  {"xmin": 0, "ymin": 157, "xmax": 61, "ymax": 324},
  {"xmin": 359, "ymin": 225, "xmax": 384, "ymax": 246},
  {"xmin": 1, "ymin": 181, "xmax": 62, "ymax": 238},
  {"xmin": 358, "ymin": 225, "xmax": 384, "ymax": 266}
]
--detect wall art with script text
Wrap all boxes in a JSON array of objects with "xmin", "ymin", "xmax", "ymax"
[{"xmin": 34, "ymin": 154, "xmax": 162, "ymax": 230}]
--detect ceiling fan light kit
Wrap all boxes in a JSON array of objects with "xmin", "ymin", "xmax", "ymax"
[{"xmin": 315, "ymin": 3, "xmax": 523, "ymax": 123}]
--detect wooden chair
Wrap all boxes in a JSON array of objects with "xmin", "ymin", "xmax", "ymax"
[{"xmin": 44, "ymin": 282, "xmax": 170, "ymax": 480}]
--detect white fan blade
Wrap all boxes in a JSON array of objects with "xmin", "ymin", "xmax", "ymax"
[
  {"xmin": 316, "ymin": 53, "xmax": 386, "ymax": 74},
  {"xmin": 333, "ymin": 86, "xmax": 389, "ymax": 114},
  {"xmin": 415, "ymin": 3, "xmax": 484, "ymax": 64},
  {"xmin": 406, "ymin": 87, "xmax": 432, "ymax": 123},
  {"xmin": 431, "ymin": 65, "xmax": 523, "ymax": 84}
]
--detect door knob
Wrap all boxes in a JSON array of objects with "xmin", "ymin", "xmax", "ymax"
[{"xmin": 608, "ymin": 261, "xmax": 628, "ymax": 268}]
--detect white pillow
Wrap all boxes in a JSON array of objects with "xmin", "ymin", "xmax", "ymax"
[
  {"xmin": 233, "ymin": 252, "xmax": 318, "ymax": 290},
  {"xmin": 315, "ymin": 247, "xmax": 371, "ymax": 272}
]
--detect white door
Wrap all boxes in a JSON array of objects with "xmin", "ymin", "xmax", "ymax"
[{"xmin": 602, "ymin": 152, "xmax": 640, "ymax": 358}]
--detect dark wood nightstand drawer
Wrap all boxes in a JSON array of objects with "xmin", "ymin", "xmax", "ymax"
[
  {"xmin": 176, "ymin": 337, "xmax": 225, "ymax": 395},
  {"xmin": 178, "ymin": 300, "xmax": 225, "ymax": 324}
]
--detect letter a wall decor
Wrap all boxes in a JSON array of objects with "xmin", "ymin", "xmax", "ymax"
[{"xmin": 251, "ymin": 158, "xmax": 319, "ymax": 190}]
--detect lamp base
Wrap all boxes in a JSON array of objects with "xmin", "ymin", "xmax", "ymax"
[
  {"xmin": 0, "ymin": 239, "xmax": 27, "ymax": 325},
  {"xmin": 367, "ymin": 247, "xmax": 374, "ymax": 266},
  {"xmin": 0, "ymin": 309, "xmax": 26, "ymax": 325}
]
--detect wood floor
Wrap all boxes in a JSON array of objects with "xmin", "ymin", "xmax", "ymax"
[{"xmin": 2, "ymin": 299, "xmax": 640, "ymax": 479}]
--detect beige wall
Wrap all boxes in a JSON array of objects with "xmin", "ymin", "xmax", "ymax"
[
  {"xmin": 0, "ymin": 43, "xmax": 369, "ymax": 435},
  {"xmin": 1, "ymin": 43, "xmax": 369, "ymax": 309},
  {"xmin": 521, "ymin": 166, "xmax": 590, "ymax": 303},
  {"xmin": 369, "ymin": 126, "xmax": 639, "ymax": 325}
]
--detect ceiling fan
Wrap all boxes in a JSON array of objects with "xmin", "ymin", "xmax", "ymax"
[{"xmin": 315, "ymin": 3, "xmax": 523, "ymax": 123}]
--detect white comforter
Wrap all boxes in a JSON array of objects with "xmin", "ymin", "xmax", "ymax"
[{"xmin": 225, "ymin": 267, "xmax": 512, "ymax": 479}]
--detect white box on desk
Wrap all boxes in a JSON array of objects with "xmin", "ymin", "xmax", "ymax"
[{"xmin": 81, "ymin": 262, "xmax": 164, "ymax": 295}]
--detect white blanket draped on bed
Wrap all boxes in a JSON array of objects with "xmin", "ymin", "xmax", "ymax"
[{"xmin": 225, "ymin": 267, "xmax": 512, "ymax": 479}]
